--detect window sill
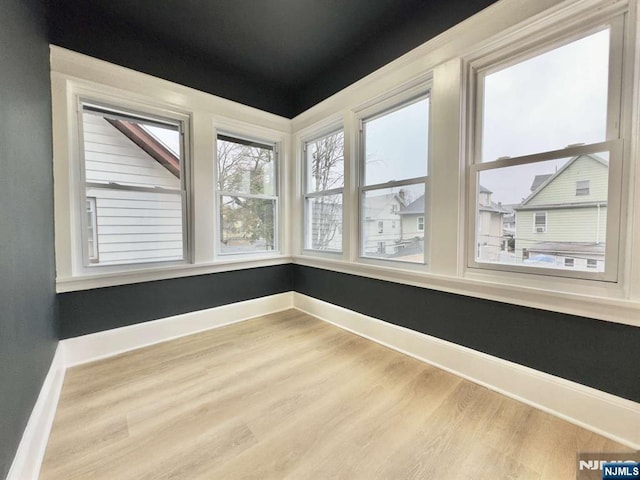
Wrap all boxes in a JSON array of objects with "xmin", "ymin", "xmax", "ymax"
[
  {"xmin": 292, "ymin": 254, "xmax": 640, "ymax": 328},
  {"xmin": 56, "ymin": 255, "xmax": 292, "ymax": 293}
]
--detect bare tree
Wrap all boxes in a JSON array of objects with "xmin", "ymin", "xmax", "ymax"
[
  {"xmin": 308, "ymin": 132, "xmax": 344, "ymax": 249},
  {"xmin": 217, "ymin": 140, "xmax": 275, "ymax": 249}
]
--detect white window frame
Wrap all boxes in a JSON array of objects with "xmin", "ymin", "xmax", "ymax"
[
  {"xmin": 417, "ymin": 216, "xmax": 425, "ymax": 232},
  {"xmin": 214, "ymin": 132, "xmax": 280, "ymax": 257},
  {"xmin": 467, "ymin": 14, "xmax": 626, "ymax": 283},
  {"xmin": 533, "ymin": 212, "xmax": 547, "ymax": 234},
  {"xmin": 576, "ymin": 180, "xmax": 591, "ymax": 196},
  {"xmin": 78, "ymin": 100, "xmax": 191, "ymax": 268},
  {"xmin": 51, "ymin": 48, "xmax": 292, "ymax": 292},
  {"xmin": 302, "ymin": 127, "xmax": 345, "ymax": 253},
  {"xmin": 356, "ymin": 88, "xmax": 431, "ymax": 267}
]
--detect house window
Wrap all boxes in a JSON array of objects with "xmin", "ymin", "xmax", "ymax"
[
  {"xmin": 303, "ymin": 129, "xmax": 344, "ymax": 252},
  {"xmin": 360, "ymin": 95, "xmax": 429, "ymax": 263},
  {"xmin": 216, "ymin": 135, "xmax": 278, "ymax": 255},
  {"xmin": 469, "ymin": 22, "xmax": 623, "ymax": 280},
  {"xmin": 587, "ymin": 259, "xmax": 598, "ymax": 269},
  {"xmin": 86, "ymin": 197, "xmax": 99, "ymax": 263},
  {"xmin": 79, "ymin": 103, "xmax": 188, "ymax": 266},
  {"xmin": 564, "ymin": 258, "xmax": 575, "ymax": 268},
  {"xmin": 417, "ymin": 216, "xmax": 424, "ymax": 231},
  {"xmin": 534, "ymin": 212, "xmax": 547, "ymax": 233},
  {"xmin": 576, "ymin": 180, "xmax": 590, "ymax": 196}
]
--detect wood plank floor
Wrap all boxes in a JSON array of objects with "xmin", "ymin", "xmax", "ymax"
[{"xmin": 40, "ymin": 309, "xmax": 632, "ymax": 480}]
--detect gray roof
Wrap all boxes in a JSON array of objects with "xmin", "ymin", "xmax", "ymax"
[
  {"xmin": 398, "ymin": 195, "xmax": 425, "ymax": 215},
  {"xmin": 530, "ymin": 174, "xmax": 552, "ymax": 192},
  {"xmin": 479, "ymin": 184, "xmax": 492, "ymax": 194},
  {"xmin": 479, "ymin": 202, "xmax": 509, "ymax": 214}
]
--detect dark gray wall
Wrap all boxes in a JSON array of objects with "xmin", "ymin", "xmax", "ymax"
[
  {"xmin": 0, "ymin": 1, "xmax": 58, "ymax": 477},
  {"xmin": 58, "ymin": 265, "xmax": 293, "ymax": 338},
  {"xmin": 294, "ymin": 265, "xmax": 640, "ymax": 403}
]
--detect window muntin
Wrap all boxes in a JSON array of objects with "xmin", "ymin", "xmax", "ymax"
[
  {"xmin": 80, "ymin": 103, "xmax": 187, "ymax": 267},
  {"xmin": 360, "ymin": 96, "xmax": 429, "ymax": 264},
  {"xmin": 303, "ymin": 130, "xmax": 344, "ymax": 252},
  {"xmin": 216, "ymin": 135, "xmax": 278, "ymax": 255},
  {"xmin": 470, "ymin": 22, "xmax": 622, "ymax": 281}
]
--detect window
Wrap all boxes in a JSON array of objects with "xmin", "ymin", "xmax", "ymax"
[
  {"xmin": 417, "ymin": 216, "xmax": 424, "ymax": 231},
  {"xmin": 79, "ymin": 103, "xmax": 188, "ymax": 266},
  {"xmin": 86, "ymin": 197, "xmax": 98, "ymax": 263},
  {"xmin": 534, "ymin": 212, "xmax": 547, "ymax": 233},
  {"xmin": 303, "ymin": 130, "xmax": 344, "ymax": 252},
  {"xmin": 587, "ymin": 259, "xmax": 598, "ymax": 269},
  {"xmin": 469, "ymin": 23, "xmax": 623, "ymax": 280},
  {"xmin": 576, "ymin": 180, "xmax": 590, "ymax": 196},
  {"xmin": 360, "ymin": 96, "xmax": 429, "ymax": 263},
  {"xmin": 564, "ymin": 258, "xmax": 575, "ymax": 268},
  {"xmin": 216, "ymin": 135, "xmax": 278, "ymax": 255}
]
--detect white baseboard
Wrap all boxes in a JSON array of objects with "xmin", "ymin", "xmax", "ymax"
[
  {"xmin": 63, "ymin": 292, "xmax": 294, "ymax": 366},
  {"xmin": 7, "ymin": 344, "xmax": 66, "ymax": 480},
  {"xmin": 293, "ymin": 292, "xmax": 640, "ymax": 450},
  {"xmin": 7, "ymin": 292, "xmax": 294, "ymax": 479}
]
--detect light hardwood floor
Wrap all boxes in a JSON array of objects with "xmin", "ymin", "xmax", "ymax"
[{"xmin": 40, "ymin": 309, "xmax": 631, "ymax": 480}]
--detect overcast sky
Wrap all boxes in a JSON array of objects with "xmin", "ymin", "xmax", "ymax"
[{"xmin": 364, "ymin": 28, "xmax": 609, "ymax": 204}]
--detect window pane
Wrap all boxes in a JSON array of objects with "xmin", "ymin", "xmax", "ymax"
[
  {"xmin": 481, "ymin": 29, "xmax": 609, "ymax": 162},
  {"xmin": 476, "ymin": 152, "xmax": 608, "ymax": 272},
  {"xmin": 83, "ymin": 110, "xmax": 182, "ymax": 186},
  {"xmin": 362, "ymin": 184, "xmax": 425, "ymax": 263},
  {"xmin": 220, "ymin": 196, "xmax": 275, "ymax": 254},
  {"xmin": 81, "ymin": 106, "xmax": 185, "ymax": 266},
  {"xmin": 217, "ymin": 137, "xmax": 275, "ymax": 195},
  {"xmin": 364, "ymin": 98, "xmax": 429, "ymax": 185},
  {"xmin": 86, "ymin": 189, "xmax": 184, "ymax": 265},
  {"xmin": 305, "ymin": 194, "xmax": 342, "ymax": 251},
  {"xmin": 306, "ymin": 131, "xmax": 344, "ymax": 193}
]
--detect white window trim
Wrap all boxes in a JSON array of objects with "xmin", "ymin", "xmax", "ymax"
[
  {"xmin": 533, "ymin": 212, "xmax": 548, "ymax": 234},
  {"xmin": 355, "ymin": 86, "xmax": 431, "ymax": 268},
  {"xmin": 302, "ymin": 126, "xmax": 345, "ymax": 254},
  {"xmin": 291, "ymin": 0, "xmax": 640, "ymax": 327},
  {"xmin": 51, "ymin": 48, "xmax": 291, "ymax": 292},
  {"xmin": 417, "ymin": 216, "xmax": 425, "ymax": 231},
  {"xmin": 465, "ymin": 10, "xmax": 627, "ymax": 283},
  {"xmin": 214, "ymin": 132, "xmax": 281, "ymax": 258},
  {"xmin": 51, "ymin": 0, "xmax": 640, "ymax": 327}
]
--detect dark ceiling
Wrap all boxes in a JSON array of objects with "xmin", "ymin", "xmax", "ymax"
[{"xmin": 46, "ymin": 0, "xmax": 499, "ymax": 118}]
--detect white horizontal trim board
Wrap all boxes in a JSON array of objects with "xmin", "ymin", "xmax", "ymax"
[
  {"xmin": 63, "ymin": 292, "xmax": 295, "ymax": 366},
  {"xmin": 293, "ymin": 292, "xmax": 640, "ymax": 450},
  {"xmin": 7, "ymin": 344, "xmax": 66, "ymax": 480}
]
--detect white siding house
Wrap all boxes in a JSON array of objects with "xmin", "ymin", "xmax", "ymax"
[
  {"xmin": 362, "ymin": 192, "xmax": 406, "ymax": 256},
  {"xmin": 514, "ymin": 154, "xmax": 607, "ymax": 271},
  {"xmin": 477, "ymin": 186, "xmax": 509, "ymax": 262},
  {"xmin": 82, "ymin": 112, "xmax": 184, "ymax": 266}
]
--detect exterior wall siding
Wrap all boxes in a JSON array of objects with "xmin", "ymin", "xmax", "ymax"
[
  {"xmin": 83, "ymin": 115, "xmax": 184, "ymax": 265},
  {"xmin": 525, "ymin": 156, "xmax": 608, "ymax": 207}
]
